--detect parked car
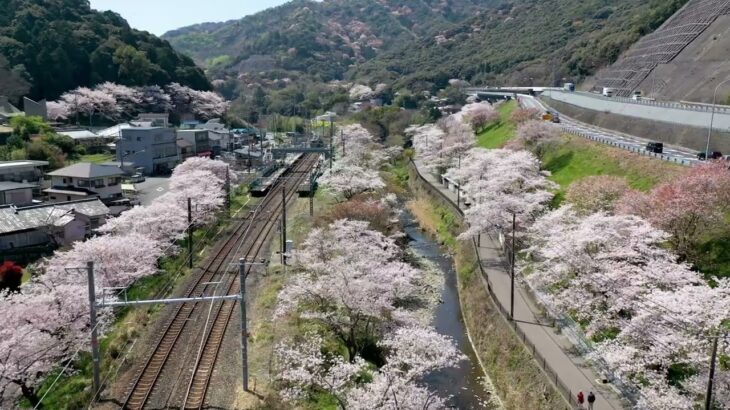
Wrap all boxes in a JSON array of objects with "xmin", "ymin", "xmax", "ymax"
[
  {"xmin": 646, "ymin": 142, "xmax": 663, "ymax": 154},
  {"xmin": 129, "ymin": 173, "xmax": 145, "ymax": 183}
]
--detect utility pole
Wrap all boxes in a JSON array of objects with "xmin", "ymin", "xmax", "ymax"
[
  {"xmin": 510, "ymin": 212, "xmax": 516, "ymax": 320},
  {"xmin": 456, "ymin": 154, "xmax": 462, "ymax": 209},
  {"xmin": 239, "ymin": 258, "xmax": 249, "ymax": 392},
  {"xmin": 329, "ymin": 119, "xmax": 334, "ymax": 169},
  {"xmin": 225, "ymin": 165, "xmax": 231, "ymax": 212},
  {"xmin": 706, "ymin": 335, "xmax": 720, "ymax": 410},
  {"xmin": 341, "ymin": 130, "xmax": 345, "ymax": 157},
  {"xmin": 187, "ymin": 198, "xmax": 193, "ymax": 269},
  {"xmin": 87, "ymin": 262, "xmax": 101, "ymax": 394},
  {"xmin": 281, "ymin": 186, "xmax": 287, "ymax": 265},
  {"xmin": 309, "ymin": 171, "xmax": 314, "ymax": 217}
]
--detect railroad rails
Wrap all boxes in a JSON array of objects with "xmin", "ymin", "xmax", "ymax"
[{"xmin": 122, "ymin": 154, "xmax": 318, "ymax": 409}]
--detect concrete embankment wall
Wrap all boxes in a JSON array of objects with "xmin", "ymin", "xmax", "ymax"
[{"xmin": 543, "ymin": 96, "xmax": 730, "ymax": 153}]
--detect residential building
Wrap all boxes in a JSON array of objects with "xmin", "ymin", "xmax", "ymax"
[
  {"xmin": 0, "ymin": 198, "xmax": 109, "ymax": 250},
  {"xmin": 177, "ymin": 138, "xmax": 194, "ymax": 160},
  {"xmin": 136, "ymin": 113, "xmax": 169, "ymax": 127},
  {"xmin": 118, "ymin": 127, "xmax": 179, "ymax": 175},
  {"xmin": 0, "ymin": 160, "xmax": 49, "ymax": 196},
  {"xmin": 45, "ymin": 163, "xmax": 124, "ymax": 203},
  {"xmin": 0, "ymin": 182, "xmax": 35, "ymax": 205},
  {"xmin": 177, "ymin": 129, "xmax": 212, "ymax": 157}
]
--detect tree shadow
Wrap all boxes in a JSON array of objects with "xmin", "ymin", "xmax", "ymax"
[{"xmin": 543, "ymin": 151, "xmax": 574, "ymax": 173}]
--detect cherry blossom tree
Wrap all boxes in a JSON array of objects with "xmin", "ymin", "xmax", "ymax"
[
  {"xmin": 94, "ymin": 82, "xmax": 142, "ymax": 119},
  {"xmin": 166, "ymin": 83, "xmax": 228, "ymax": 120},
  {"xmin": 167, "ymin": 157, "xmax": 229, "ymax": 224},
  {"xmin": 46, "ymin": 101, "xmax": 70, "ymax": 121},
  {"xmin": 565, "ymin": 175, "xmax": 630, "ymax": 214},
  {"xmin": 461, "ymin": 102, "xmax": 499, "ymax": 131},
  {"xmin": 319, "ymin": 162, "xmax": 385, "ymax": 200},
  {"xmin": 444, "ymin": 148, "xmax": 556, "ymax": 237},
  {"xmin": 408, "ymin": 124, "xmax": 447, "ymax": 172},
  {"xmin": 97, "ymin": 198, "xmax": 188, "ymax": 245},
  {"xmin": 58, "ymin": 87, "xmax": 118, "ymax": 123},
  {"xmin": 273, "ymin": 327, "xmax": 464, "ymax": 409},
  {"xmin": 137, "ymin": 85, "xmax": 173, "ymax": 113},
  {"xmin": 509, "ymin": 107, "xmax": 541, "ymax": 124},
  {"xmin": 616, "ymin": 162, "xmax": 730, "ymax": 259},
  {"xmin": 507, "ymin": 119, "xmax": 561, "ymax": 159},
  {"xmin": 437, "ymin": 114, "xmax": 475, "ymax": 165},
  {"xmin": 0, "ymin": 284, "xmax": 88, "ymax": 406},
  {"xmin": 172, "ymin": 157, "xmax": 232, "ymax": 183},
  {"xmin": 38, "ymin": 233, "xmax": 163, "ymax": 290}
]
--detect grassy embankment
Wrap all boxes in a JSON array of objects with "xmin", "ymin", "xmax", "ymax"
[
  {"xmin": 22, "ymin": 185, "xmax": 254, "ymax": 409},
  {"xmin": 476, "ymin": 100, "xmax": 518, "ymax": 149},
  {"xmin": 406, "ymin": 192, "xmax": 565, "ymax": 409},
  {"xmin": 480, "ymin": 116, "xmax": 730, "ymax": 277},
  {"xmin": 79, "ymin": 153, "xmax": 115, "ymax": 164}
]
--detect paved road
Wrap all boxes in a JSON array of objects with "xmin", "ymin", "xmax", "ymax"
[
  {"xmin": 542, "ymin": 89, "xmax": 730, "ymax": 131},
  {"xmin": 133, "ymin": 177, "xmax": 171, "ymax": 206},
  {"xmin": 414, "ymin": 160, "xmax": 627, "ymax": 410},
  {"xmin": 520, "ymin": 95, "xmax": 699, "ymax": 166}
]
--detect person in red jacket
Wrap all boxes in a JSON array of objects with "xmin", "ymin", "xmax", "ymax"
[{"xmin": 577, "ymin": 391, "xmax": 585, "ymax": 408}]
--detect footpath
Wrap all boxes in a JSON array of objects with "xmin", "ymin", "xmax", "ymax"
[{"xmin": 412, "ymin": 160, "xmax": 626, "ymax": 410}]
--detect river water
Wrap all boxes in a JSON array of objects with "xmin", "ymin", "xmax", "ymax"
[{"xmin": 401, "ymin": 211, "xmax": 498, "ymax": 409}]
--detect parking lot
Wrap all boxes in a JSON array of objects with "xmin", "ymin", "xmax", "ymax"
[{"xmin": 131, "ymin": 177, "xmax": 171, "ymax": 206}]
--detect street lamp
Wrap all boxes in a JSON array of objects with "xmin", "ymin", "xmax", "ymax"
[{"xmin": 705, "ymin": 78, "xmax": 730, "ymax": 159}]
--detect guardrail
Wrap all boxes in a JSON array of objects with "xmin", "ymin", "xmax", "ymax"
[
  {"xmin": 562, "ymin": 128, "xmax": 697, "ymax": 167},
  {"xmin": 546, "ymin": 90, "xmax": 730, "ymax": 114}
]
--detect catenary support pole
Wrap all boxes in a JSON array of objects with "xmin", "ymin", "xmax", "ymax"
[
  {"xmin": 705, "ymin": 335, "xmax": 719, "ymax": 410},
  {"xmin": 341, "ymin": 130, "xmax": 345, "ymax": 157},
  {"xmin": 510, "ymin": 212, "xmax": 516, "ymax": 320},
  {"xmin": 309, "ymin": 171, "xmax": 314, "ymax": 217},
  {"xmin": 329, "ymin": 119, "xmax": 334, "ymax": 169},
  {"xmin": 281, "ymin": 186, "xmax": 287, "ymax": 265},
  {"xmin": 239, "ymin": 259, "xmax": 249, "ymax": 392},
  {"xmin": 225, "ymin": 165, "xmax": 231, "ymax": 211},
  {"xmin": 187, "ymin": 198, "xmax": 193, "ymax": 269},
  {"xmin": 87, "ymin": 262, "xmax": 101, "ymax": 393}
]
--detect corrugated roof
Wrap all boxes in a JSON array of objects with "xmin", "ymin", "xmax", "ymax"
[
  {"xmin": 47, "ymin": 163, "xmax": 123, "ymax": 178},
  {"xmin": 0, "ymin": 198, "xmax": 109, "ymax": 234},
  {"xmin": 57, "ymin": 130, "xmax": 99, "ymax": 140},
  {"xmin": 0, "ymin": 160, "xmax": 49, "ymax": 169}
]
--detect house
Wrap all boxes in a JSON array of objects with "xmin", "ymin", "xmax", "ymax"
[
  {"xmin": 118, "ymin": 127, "xmax": 179, "ymax": 175},
  {"xmin": 56, "ymin": 129, "xmax": 111, "ymax": 153},
  {"xmin": 0, "ymin": 160, "xmax": 49, "ymax": 196},
  {"xmin": 44, "ymin": 163, "xmax": 124, "ymax": 203},
  {"xmin": 197, "ymin": 119, "xmax": 233, "ymax": 153},
  {"xmin": 0, "ymin": 182, "xmax": 35, "ymax": 206},
  {"xmin": 177, "ymin": 129, "xmax": 212, "ymax": 157},
  {"xmin": 136, "ymin": 113, "xmax": 169, "ymax": 127},
  {"xmin": 234, "ymin": 146, "xmax": 265, "ymax": 168},
  {"xmin": 0, "ymin": 198, "xmax": 109, "ymax": 250}
]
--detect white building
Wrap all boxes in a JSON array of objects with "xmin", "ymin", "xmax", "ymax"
[{"xmin": 44, "ymin": 163, "xmax": 124, "ymax": 203}]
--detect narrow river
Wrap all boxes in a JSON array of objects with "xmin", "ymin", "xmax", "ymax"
[{"xmin": 401, "ymin": 210, "xmax": 497, "ymax": 409}]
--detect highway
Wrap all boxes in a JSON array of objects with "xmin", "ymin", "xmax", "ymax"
[{"xmin": 518, "ymin": 95, "xmax": 700, "ymax": 166}]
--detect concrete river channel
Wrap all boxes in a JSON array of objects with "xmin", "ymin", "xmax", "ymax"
[{"xmin": 401, "ymin": 210, "xmax": 497, "ymax": 409}]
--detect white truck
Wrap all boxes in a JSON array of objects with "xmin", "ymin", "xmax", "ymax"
[{"xmin": 602, "ymin": 87, "xmax": 615, "ymax": 97}]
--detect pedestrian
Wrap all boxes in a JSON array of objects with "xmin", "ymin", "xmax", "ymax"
[
  {"xmin": 587, "ymin": 391, "xmax": 596, "ymax": 410},
  {"xmin": 577, "ymin": 391, "xmax": 585, "ymax": 409}
]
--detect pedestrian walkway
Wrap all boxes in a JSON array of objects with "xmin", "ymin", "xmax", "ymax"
[{"xmin": 412, "ymin": 160, "xmax": 626, "ymax": 410}]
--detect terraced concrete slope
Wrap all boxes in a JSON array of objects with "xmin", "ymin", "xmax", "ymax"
[{"xmin": 593, "ymin": 0, "xmax": 730, "ymax": 101}]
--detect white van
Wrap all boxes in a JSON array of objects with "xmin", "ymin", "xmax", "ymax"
[{"xmin": 602, "ymin": 87, "xmax": 615, "ymax": 97}]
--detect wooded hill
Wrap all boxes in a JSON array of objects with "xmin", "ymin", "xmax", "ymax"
[
  {"xmin": 0, "ymin": 0, "xmax": 210, "ymax": 102},
  {"xmin": 164, "ymin": 0, "xmax": 688, "ymax": 94}
]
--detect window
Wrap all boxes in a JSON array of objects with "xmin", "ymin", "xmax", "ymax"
[
  {"xmin": 93, "ymin": 179, "xmax": 105, "ymax": 188},
  {"xmin": 136, "ymin": 137, "xmax": 142, "ymax": 142},
  {"xmin": 78, "ymin": 179, "xmax": 90, "ymax": 187}
]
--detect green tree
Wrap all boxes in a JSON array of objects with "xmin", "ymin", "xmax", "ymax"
[
  {"xmin": 113, "ymin": 45, "xmax": 153, "ymax": 85},
  {"xmin": 10, "ymin": 116, "xmax": 51, "ymax": 140},
  {"xmin": 26, "ymin": 140, "xmax": 65, "ymax": 169}
]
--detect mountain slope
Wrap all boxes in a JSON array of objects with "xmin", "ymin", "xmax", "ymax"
[
  {"xmin": 0, "ymin": 0, "xmax": 210, "ymax": 102},
  {"xmin": 163, "ymin": 0, "xmax": 501, "ymax": 82},
  {"xmin": 352, "ymin": 0, "xmax": 690, "ymax": 89}
]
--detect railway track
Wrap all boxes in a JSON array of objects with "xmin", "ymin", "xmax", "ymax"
[{"xmin": 122, "ymin": 154, "xmax": 318, "ymax": 409}]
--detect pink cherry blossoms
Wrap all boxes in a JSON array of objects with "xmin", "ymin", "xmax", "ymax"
[
  {"xmin": 46, "ymin": 82, "xmax": 227, "ymax": 122},
  {"xmin": 273, "ymin": 219, "xmax": 466, "ymax": 407},
  {"xmin": 444, "ymin": 148, "xmax": 556, "ymax": 237},
  {"xmin": 0, "ymin": 157, "xmax": 231, "ymax": 405}
]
